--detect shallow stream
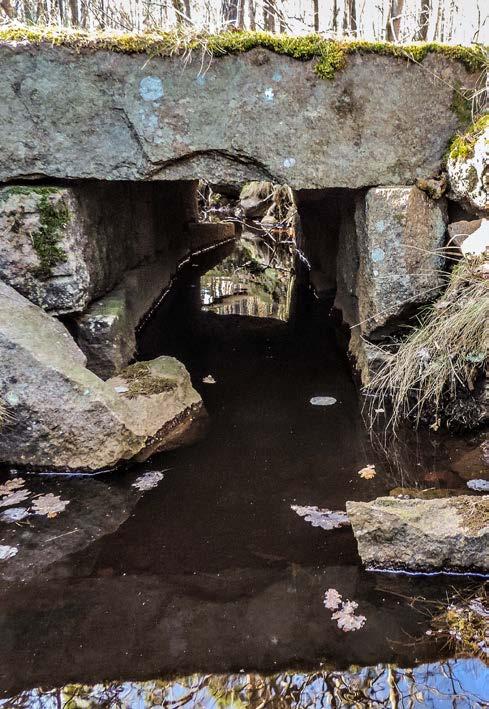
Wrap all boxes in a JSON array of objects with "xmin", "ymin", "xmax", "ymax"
[{"xmin": 0, "ymin": 243, "xmax": 487, "ymax": 707}]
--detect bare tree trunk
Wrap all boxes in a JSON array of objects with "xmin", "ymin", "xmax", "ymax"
[
  {"xmin": 312, "ymin": 0, "xmax": 319, "ymax": 32},
  {"xmin": 57, "ymin": 0, "xmax": 65, "ymax": 23},
  {"xmin": 417, "ymin": 0, "xmax": 430, "ymax": 40},
  {"xmin": 386, "ymin": 0, "xmax": 405, "ymax": 41},
  {"xmin": 343, "ymin": 0, "xmax": 357, "ymax": 35},
  {"xmin": 69, "ymin": 0, "xmax": 79, "ymax": 25},
  {"xmin": 0, "ymin": 0, "xmax": 14, "ymax": 17},
  {"xmin": 331, "ymin": 0, "xmax": 339, "ymax": 34},
  {"xmin": 248, "ymin": 0, "xmax": 255, "ymax": 29},
  {"xmin": 222, "ymin": 0, "xmax": 238, "ymax": 26},
  {"xmin": 263, "ymin": 0, "xmax": 276, "ymax": 32}
]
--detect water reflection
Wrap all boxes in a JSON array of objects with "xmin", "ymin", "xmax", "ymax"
[
  {"xmin": 2, "ymin": 659, "xmax": 487, "ymax": 707},
  {"xmin": 200, "ymin": 237, "xmax": 293, "ymax": 320}
]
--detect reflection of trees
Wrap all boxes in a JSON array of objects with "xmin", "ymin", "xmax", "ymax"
[{"xmin": 2, "ymin": 659, "xmax": 487, "ymax": 708}]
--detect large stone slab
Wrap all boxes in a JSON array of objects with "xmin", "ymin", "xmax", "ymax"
[
  {"xmin": 0, "ymin": 42, "xmax": 477, "ymax": 188},
  {"xmin": 346, "ymin": 495, "xmax": 489, "ymax": 572},
  {"xmin": 0, "ymin": 282, "xmax": 203, "ymax": 472},
  {"xmin": 336, "ymin": 186, "xmax": 447, "ymax": 338}
]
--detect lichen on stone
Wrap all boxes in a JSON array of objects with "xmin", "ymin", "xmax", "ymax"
[
  {"xmin": 120, "ymin": 361, "xmax": 177, "ymax": 399},
  {"xmin": 0, "ymin": 27, "xmax": 485, "ymax": 81}
]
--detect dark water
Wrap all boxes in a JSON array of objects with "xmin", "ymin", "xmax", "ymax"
[{"xmin": 0, "ymin": 244, "xmax": 487, "ymax": 706}]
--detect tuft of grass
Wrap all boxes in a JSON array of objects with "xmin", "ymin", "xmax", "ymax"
[
  {"xmin": 448, "ymin": 114, "xmax": 489, "ymax": 161},
  {"xmin": 120, "ymin": 362, "xmax": 177, "ymax": 399},
  {"xmin": 366, "ymin": 255, "xmax": 489, "ymax": 431},
  {"xmin": 0, "ymin": 399, "xmax": 5, "ymax": 428},
  {"xmin": 0, "ymin": 26, "xmax": 485, "ymax": 80}
]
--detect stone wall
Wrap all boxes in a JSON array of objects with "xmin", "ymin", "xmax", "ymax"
[{"xmin": 0, "ymin": 42, "xmax": 478, "ymax": 189}]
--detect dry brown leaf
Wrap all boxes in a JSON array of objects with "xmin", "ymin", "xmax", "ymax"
[
  {"xmin": 0, "ymin": 478, "xmax": 25, "ymax": 496},
  {"xmin": 358, "ymin": 465, "xmax": 376, "ymax": 480}
]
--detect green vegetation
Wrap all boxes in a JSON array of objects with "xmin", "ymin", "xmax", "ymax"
[
  {"xmin": 121, "ymin": 362, "xmax": 177, "ymax": 399},
  {"xmin": 450, "ymin": 84, "xmax": 473, "ymax": 125},
  {"xmin": 429, "ymin": 587, "xmax": 489, "ymax": 661},
  {"xmin": 448, "ymin": 114, "xmax": 489, "ymax": 161},
  {"xmin": 367, "ymin": 255, "xmax": 489, "ymax": 431},
  {"xmin": 30, "ymin": 189, "xmax": 69, "ymax": 280},
  {"xmin": 0, "ymin": 26, "xmax": 485, "ymax": 79}
]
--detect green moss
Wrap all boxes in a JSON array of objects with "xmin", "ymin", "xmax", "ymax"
[
  {"xmin": 448, "ymin": 114, "xmax": 489, "ymax": 161},
  {"xmin": 121, "ymin": 362, "xmax": 177, "ymax": 399},
  {"xmin": 0, "ymin": 27, "xmax": 485, "ymax": 79},
  {"xmin": 450, "ymin": 83, "xmax": 473, "ymax": 125},
  {"xmin": 31, "ymin": 191, "xmax": 69, "ymax": 280}
]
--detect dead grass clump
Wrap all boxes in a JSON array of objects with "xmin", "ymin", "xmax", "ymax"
[
  {"xmin": 0, "ymin": 399, "xmax": 5, "ymax": 428},
  {"xmin": 121, "ymin": 362, "xmax": 176, "ymax": 399},
  {"xmin": 430, "ymin": 587, "xmax": 489, "ymax": 662},
  {"xmin": 366, "ymin": 255, "xmax": 489, "ymax": 431}
]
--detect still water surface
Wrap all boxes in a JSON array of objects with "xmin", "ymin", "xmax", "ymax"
[{"xmin": 0, "ymin": 245, "xmax": 487, "ymax": 706}]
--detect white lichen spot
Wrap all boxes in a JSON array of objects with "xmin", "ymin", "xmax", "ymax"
[
  {"xmin": 196, "ymin": 75, "xmax": 206, "ymax": 87},
  {"xmin": 264, "ymin": 87, "xmax": 274, "ymax": 101},
  {"xmin": 5, "ymin": 391, "xmax": 19, "ymax": 406},
  {"xmin": 283, "ymin": 157, "xmax": 296, "ymax": 169},
  {"xmin": 375, "ymin": 219, "xmax": 386, "ymax": 233},
  {"xmin": 371, "ymin": 247, "xmax": 385, "ymax": 263},
  {"xmin": 272, "ymin": 71, "xmax": 282, "ymax": 82},
  {"xmin": 139, "ymin": 76, "xmax": 164, "ymax": 102}
]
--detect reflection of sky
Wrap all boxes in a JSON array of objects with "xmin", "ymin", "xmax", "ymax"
[{"xmin": 2, "ymin": 659, "xmax": 488, "ymax": 707}]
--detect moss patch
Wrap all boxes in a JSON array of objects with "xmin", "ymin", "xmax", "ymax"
[
  {"xmin": 450, "ymin": 83, "xmax": 473, "ymax": 125},
  {"xmin": 448, "ymin": 114, "xmax": 489, "ymax": 161},
  {"xmin": 30, "ymin": 189, "xmax": 69, "ymax": 280},
  {"xmin": 121, "ymin": 362, "xmax": 177, "ymax": 399},
  {"xmin": 0, "ymin": 27, "xmax": 485, "ymax": 79}
]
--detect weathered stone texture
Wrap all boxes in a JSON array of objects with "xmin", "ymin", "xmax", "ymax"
[
  {"xmin": 347, "ymin": 495, "xmax": 489, "ymax": 572},
  {"xmin": 448, "ymin": 125, "xmax": 489, "ymax": 215},
  {"xmin": 0, "ymin": 281, "xmax": 203, "ymax": 472},
  {"xmin": 0, "ymin": 44, "xmax": 476, "ymax": 188},
  {"xmin": 335, "ymin": 186, "xmax": 447, "ymax": 341},
  {"xmin": 0, "ymin": 181, "xmax": 199, "ymax": 315}
]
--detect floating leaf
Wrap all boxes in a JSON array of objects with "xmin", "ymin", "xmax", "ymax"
[
  {"xmin": 0, "ymin": 507, "xmax": 29, "ymax": 523},
  {"xmin": 324, "ymin": 588, "xmax": 342, "ymax": 610},
  {"xmin": 0, "ymin": 489, "xmax": 31, "ymax": 507},
  {"xmin": 291, "ymin": 505, "xmax": 349, "ymax": 531},
  {"xmin": 132, "ymin": 471, "xmax": 165, "ymax": 491},
  {"xmin": 203, "ymin": 375, "xmax": 216, "ymax": 384},
  {"xmin": 0, "ymin": 478, "xmax": 25, "ymax": 496},
  {"xmin": 466, "ymin": 479, "xmax": 489, "ymax": 492},
  {"xmin": 0, "ymin": 544, "xmax": 18, "ymax": 560},
  {"xmin": 31, "ymin": 493, "xmax": 69, "ymax": 518},
  {"xmin": 358, "ymin": 465, "xmax": 376, "ymax": 480},
  {"xmin": 331, "ymin": 606, "xmax": 367, "ymax": 632},
  {"xmin": 310, "ymin": 396, "xmax": 336, "ymax": 406}
]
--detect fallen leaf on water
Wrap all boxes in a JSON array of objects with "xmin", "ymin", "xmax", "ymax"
[
  {"xmin": 31, "ymin": 494, "xmax": 69, "ymax": 518},
  {"xmin": 291, "ymin": 505, "xmax": 350, "ymax": 531},
  {"xmin": 0, "ymin": 507, "xmax": 29, "ymax": 523},
  {"xmin": 310, "ymin": 396, "xmax": 337, "ymax": 406},
  {"xmin": 132, "ymin": 471, "xmax": 166, "ymax": 491},
  {"xmin": 323, "ymin": 588, "xmax": 367, "ymax": 632},
  {"xmin": 324, "ymin": 588, "xmax": 342, "ymax": 610},
  {"xmin": 466, "ymin": 479, "xmax": 489, "ymax": 492},
  {"xmin": 203, "ymin": 375, "xmax": 216, "ymax": 384},
  {"xmin": 358, "ymin": 465, "xmax": 376, "ymax": 480},
  {"xmin": 0, "ymin": 544, "xmax": 18, "ymax": 560},
  {"xmin": 0, "ymin": 478, "xmax": 25, "ymax": 496},
  {"xmin": 332, "ymin": 606, "xmax": 367, "ymax": 632},
  {"xmin": 0, "ymin": 489, "xmax": 31, "ymax": 507}
]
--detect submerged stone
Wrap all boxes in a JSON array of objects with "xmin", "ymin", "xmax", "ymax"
[
  {"xmin": 346, "ymin": 495, "xmax": 489, "ymax": 572},
  {"xmin": 0, "ymin": 282, "xmax": 203, "ymax": 472}
]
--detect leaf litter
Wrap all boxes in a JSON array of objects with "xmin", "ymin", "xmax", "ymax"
[
  {"xmin": 0, "ymin": 477, "xmax": 25, "ymax": 495},
  {"xmin": 0, "ymin": 545, "xmax": 19, "ymax": 560},
  {"xmin": 324, "ymin": 588, "xmax": 366, "ymax": 632},
  {"xmin": 132, "ymin": 470, "xmax": 167, "ymax": 491},
  {"xmin": 31, "ymin": 493, "xmax": 70, "ymax": 518},
  {"xmin": 0, "ymin": 489, "xmax": 31, "ymax": 507},
  {"xmin": 358, "ymin": 464, "xmax": 377, "ymax": 479},
  {"xmin": 291, "ymin": 505, "xmax": 350, "ymax": 530}
]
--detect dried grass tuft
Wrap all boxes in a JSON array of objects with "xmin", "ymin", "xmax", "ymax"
[{"xmin": 366, "ymin": 255, "xmax": 489, "ymax": 431}]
